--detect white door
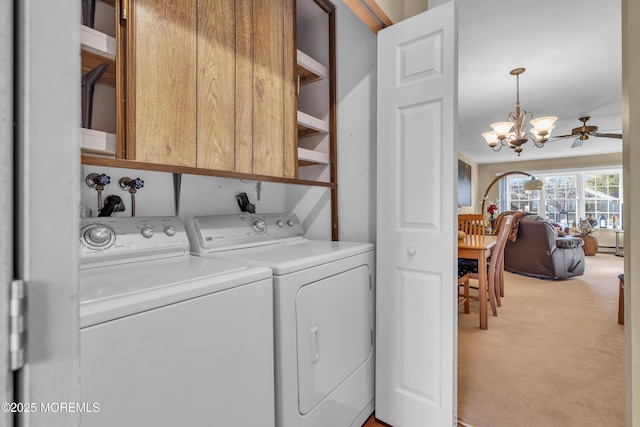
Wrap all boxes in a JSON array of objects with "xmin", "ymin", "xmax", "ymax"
[
  {"xmin": 14, "ymin": 1, "xmax": 81, "ymax": 426},
  {"xmin": 376, "ymin": 2, "xmax": 458, "ymax": 426},
  {"xmin": 0, "ymin": 1, "xmax": 13, "ymax": 425}
]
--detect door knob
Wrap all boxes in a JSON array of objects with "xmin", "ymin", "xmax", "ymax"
[{"xmin": 407, "ymin": 247, "xmax": 416, "ymax": 256}]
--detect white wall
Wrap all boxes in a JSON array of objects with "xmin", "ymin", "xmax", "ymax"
[
  {"xmin": 377, "ymin": 0, "xmax": 429, "ymax": 23},
  {"xmin": 80, "ymin": 165, "xmax": 286, "ymax": 221},
  {"xmin": 457, "ymin": 152, "xmax": 479, "ymax": 214},
  {"xmin": 334, "ymin": 1, "xmax": 378, "ymax": 243},
  {"xmin": 285, "ymin": 1, "xmax": 378, "ymax": 243}
]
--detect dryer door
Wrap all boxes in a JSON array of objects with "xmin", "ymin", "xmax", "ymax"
[{"xmin": 295, "ymin": 264, "xmax": 373, "ymax": 414}]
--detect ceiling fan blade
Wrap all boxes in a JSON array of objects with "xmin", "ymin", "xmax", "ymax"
[
  {"xmin": 551, "ymin": 134, "xmax": 573, "ymax": 139},
  {"xmin": 571, "ymin": 137, "xmax": 584, "ymax": 148},
  {"xmin": 593, "ymin": 132, "xmax": 622, "ymax": 139}
]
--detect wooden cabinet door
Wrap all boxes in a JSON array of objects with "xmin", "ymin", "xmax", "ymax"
[
  {"xmin": 197, "ymin": 0, "xmax": 236, "ymax": 172},
  {"xmin": 234, "ymin": 0, "xmax": 296, "ymax": 178},
  {"xmin": 126, "ymin": 0, "xmax": 197, "ymax": 167},
  {"xmin": 126, "ymin": 0, "xmax": 295, "ymax": 178}
]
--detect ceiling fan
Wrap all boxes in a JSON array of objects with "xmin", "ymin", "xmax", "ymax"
[{"xmin": 551, "ymin": 116, "xmax": 622, "ymax": 148}]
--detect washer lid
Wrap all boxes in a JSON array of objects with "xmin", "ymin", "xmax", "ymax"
[
  {"xmin": 80, "ymin": 256, "xmax": 272, "ymax": 328},
  {"xmin": 207, "ymin": 240, "xmax": 374, "ymax": 275}
]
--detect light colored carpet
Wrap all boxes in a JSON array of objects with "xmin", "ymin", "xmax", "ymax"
[{"xmin": 458, "ymin": 253, "xmax": 625, "ymax": 427}]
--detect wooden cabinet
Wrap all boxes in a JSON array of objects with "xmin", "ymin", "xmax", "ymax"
[
  {"xmin": 80, "ymin": 0, "xmax": 118, "ymax": 157},
  {"xmin": 80, "ymin": 0, "xmax": 337, "ymax": 200},
  {"xmin": 124, "ymin": 0, "xmax": 296, "ymax": 178}
]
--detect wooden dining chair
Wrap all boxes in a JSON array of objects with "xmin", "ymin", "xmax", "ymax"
[
  {"xmin": 459, "ymin": 215, "xmax": 514, "ymax": 316},
  {"xmin": 458, "ymin": 213, "xmax": 486, "ymax": 236},
  {"xmin": 458, "ymin": 268, "xmax": 470, "ymax": 314}
]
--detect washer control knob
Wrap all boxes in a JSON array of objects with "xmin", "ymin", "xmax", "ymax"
[
  {"xmin": 250, "ymin": 218, "xmax": 267, "ymax": 234},
  {"xmin": 87, "ymin": 226, "xmax": 111, "ymax": 246},
  {"xmin": 276, "ymin": 220, "xmax": 284, "ymax": 228},
  {"xmin": 287, "ymin": 219, "xmax": 294, "ymax": 227},
  {"xmin": 164, "ymin": 225, "xmax": 176, "ymax": 236},
  {"xmin": 141, "ymin": 226, "xmax": 154, "ymax": 238}
]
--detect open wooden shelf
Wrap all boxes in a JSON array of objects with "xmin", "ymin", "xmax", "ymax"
[
  {"xmin": 297, "ymin": 49, "xmax": 329, "ymax": 86},
  {"xmin": 81, "ymin": 128, "xmax": 116, "ymax": 157},
  {"xmin": 298, "ymin": 147, "xmax": 330, "ymax": 166},
  {"xmin": 82, "ymin": 25, "xmax": 116, "ymax": 59},
  {"xmin": 81, "ymin": 25, "xmax": 116, "ymax": 86},
  {"xmin": 298, "ymin": 110, "xmax": 329, "ymax": 139},
  {"xmin": 81, "ymin": 155, "xmax": 336, "ymax": 188}
]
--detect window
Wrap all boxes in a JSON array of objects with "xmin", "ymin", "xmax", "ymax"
[
  {"xmin": 584, "ymin": 172, "xmax": 622, "ymax": 228},
  {"xmin": 544, "ymin": 175, "xmax": 577, "ymax": 226},
  {"xmin": 500, "ymin": 168, "xmax": 623, "ymax": 229},
  {"xmin": 506, "ymin": 177, "xmax": 540, "ymax": 213}
]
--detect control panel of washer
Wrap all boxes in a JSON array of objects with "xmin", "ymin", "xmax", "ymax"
[
  {"xmin": 80, "ymin": 216, "xmax": 189, "ymax": 268},
  {"xmin": 187, "ymin": 213, "xmax": 305, "ymax": 253}
]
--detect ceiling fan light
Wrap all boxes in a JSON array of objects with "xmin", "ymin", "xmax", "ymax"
[
  {"xmin": 490, "ymin": 121, "xmax": 514, "ymax": 138},
  {"xmin": 530, "ymin": 116, "xmax": 558, "ymax": 133},
  {"xmin": 482, "ymin": 131, "xmax": 499, "ymax": 146}
]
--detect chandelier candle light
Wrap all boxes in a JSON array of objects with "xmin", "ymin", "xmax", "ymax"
[{"xmin": 482, "ymin": 68, "xmax": 557, "ymax": 156}]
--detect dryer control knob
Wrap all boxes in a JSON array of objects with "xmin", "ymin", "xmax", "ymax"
[
  {"xmin": 141, "ymin": 226, "xmax": 154, "ymax": 238},
  {"xmin": 164, "ymin": 225, "xmax": 176, "ymax": 236},
  {"xmin": 81, "ymin": 223, "xmax": 116, "ymax": 250},
  {"xmin": 276, "ymin": 220, "xmax": 284, "ymax": 228},
  {"xmin": 250, "ymin": 218, "xmax": 267, "ymax": 234},
  {"xmin": 287, "ymin": 219, "xmax": 294, "ymax": 227},
  {"xmin": 87, "ymin": 226, "xmax": 111, "ymax": 245}
]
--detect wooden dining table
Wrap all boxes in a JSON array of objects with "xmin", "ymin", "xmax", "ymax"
[{"xmin": 458, "ymin": 234, "xmax": 496, "ymax": 330}]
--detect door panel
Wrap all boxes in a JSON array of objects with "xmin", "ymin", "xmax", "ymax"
[
  {"xmin": 397, "ymin": 269, "xmax": 441, "ymax": 404},
  {"xmin": 128, "ymin": 0, "xmax": 197, "ymax": 166},
  {"xmin": 398, "ymin": 101, "xmax": 441, "ymax": 226},
  {"xmin": 0, "ymin": 0, "xmax": 12, "ymax": 424},
  {"xmin": 15, "ymin": 1, "xmax": 80, "ymax": 425},
  {"xmin": 376, "ymin": 2, "xmax": 458, "ymax": 426},
  {"xmin": 197, "ymin": 0, "xmax": 236, "ymax": 171}
]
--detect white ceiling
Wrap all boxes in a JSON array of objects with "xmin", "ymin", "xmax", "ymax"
[{"xmin": 456, "ymin": 0, "xmax": 622, "ymax": 164}]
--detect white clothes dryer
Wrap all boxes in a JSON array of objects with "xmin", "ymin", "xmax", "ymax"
[
  {"xmin": 187, "ymin": 213, "xmax": 375, "ymax": 427},
  {"xmin": 79, "ymin": 216, "xmax": 275, "ymax": 427}
]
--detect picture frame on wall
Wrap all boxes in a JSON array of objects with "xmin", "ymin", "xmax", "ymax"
[{"xmin": 458, "ymin": 159, "xmax": 472, "ymax": 206}]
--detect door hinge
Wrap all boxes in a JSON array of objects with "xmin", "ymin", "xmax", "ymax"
[
  {"xmin": 120, "ymin": 0, "xmax": 128, "ymax": 20},
  {"xmin": 10, "ymin": 279, "xmax": 25, "ymax": 371}
]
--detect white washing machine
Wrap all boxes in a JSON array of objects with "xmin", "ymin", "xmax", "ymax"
[
  {"xmin": 186, "ymin": 213, "xmax": 375, "ymax": 427},
  {"xmin": 79, "ymin": 216, "xmax": 275, "ymax": 427}
]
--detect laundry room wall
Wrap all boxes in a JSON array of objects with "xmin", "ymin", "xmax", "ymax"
[
  {"xmin": 286, "ymin": 0, "xmax": 378, "ymax": 244},
  {"xmin": 79, "ymin": 165, "xmax": 286, "ymax": 221}
]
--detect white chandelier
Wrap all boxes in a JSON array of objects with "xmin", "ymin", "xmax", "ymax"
[{"xmin": 482, "ymin": 68, "xmax": 557, "ymax": 156}]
